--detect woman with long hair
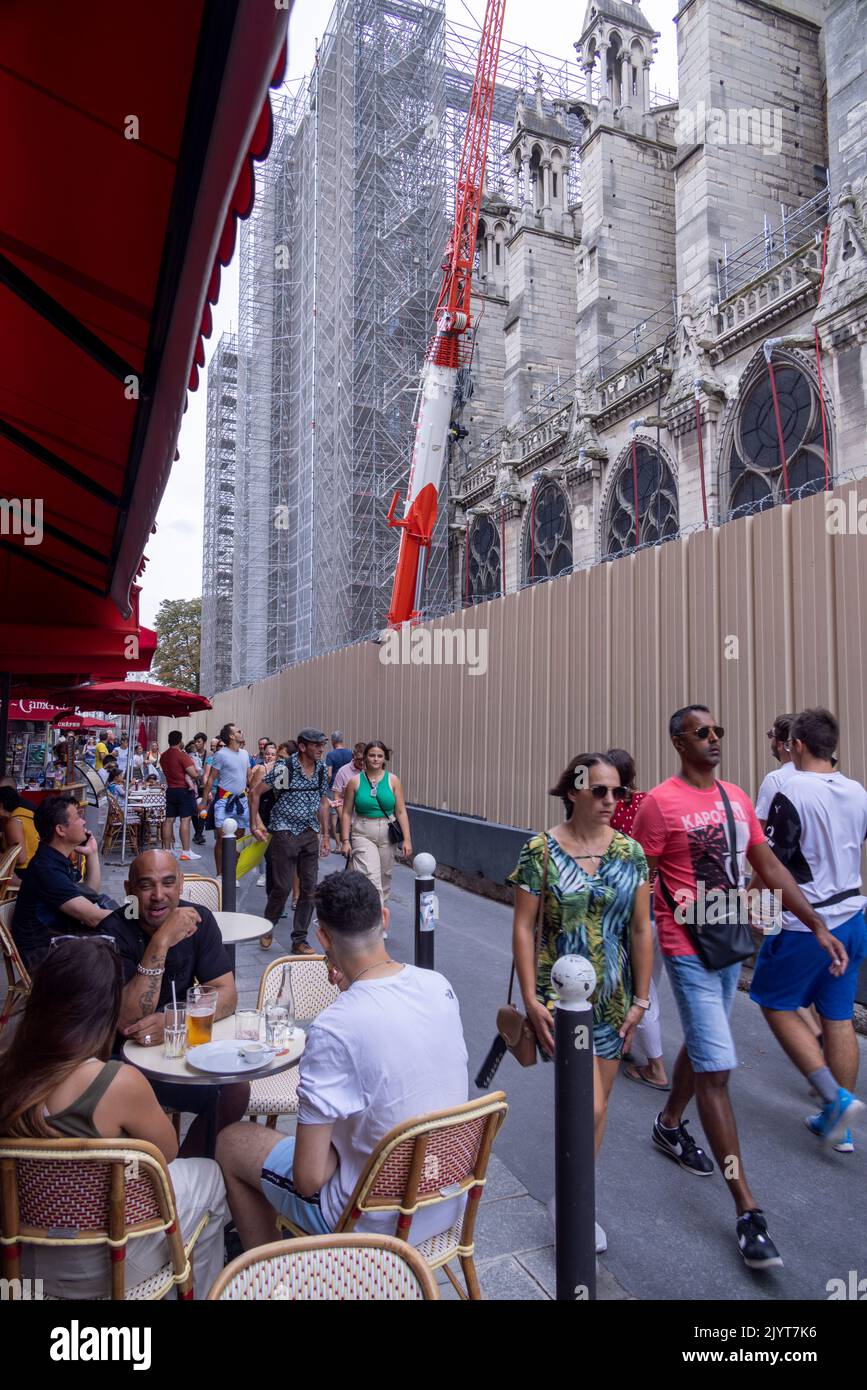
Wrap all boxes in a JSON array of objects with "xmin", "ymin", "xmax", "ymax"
[
  {"xmin": 339, "ymin": 741, "xmax": 412, "ymax": 911},
  {"xmin": 508, "ymin": 752, "xmax": 653, "ymax": 1254},
  {"xmin": 606, "ymin": 747, "xmax": 670, "ymax": 1092},
  {"xmin": 0, "ymin": 938, "xmax": 228, "ymax": 1298}
]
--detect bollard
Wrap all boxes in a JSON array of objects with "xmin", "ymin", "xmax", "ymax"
[
  {"xmin": 220, "ymin": 817, "xmax": 238, "ymax": 913},
  {"xmin": 551, "ymin": 954, "xmax": 597, "ymax": 1302},
  {"xmin": 412, "ymin": 852, "xmax": 437, "ymax": 970}
]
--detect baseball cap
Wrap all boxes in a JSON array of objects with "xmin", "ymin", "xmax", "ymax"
[{"xmin": 297, "ymin": 728, "xmax": 327, "ymax": 744}]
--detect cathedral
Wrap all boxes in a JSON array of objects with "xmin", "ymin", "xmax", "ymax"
[{"xmin": 450, "ymin": 0, "xmax": 866, "ymax": 605}]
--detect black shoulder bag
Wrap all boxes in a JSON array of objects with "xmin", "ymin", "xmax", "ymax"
[
  {"xmin": 657, "ymin": 782, "xmax": 755, "ymax": 971},
  {"xmin": 368, "ymin": 773, "xmax": 403, "ymax": 846}
]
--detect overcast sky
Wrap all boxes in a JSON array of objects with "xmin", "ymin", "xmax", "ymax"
[{"xmin": 140, "ymin": 0, "xmax": 679, "ymax": 630}]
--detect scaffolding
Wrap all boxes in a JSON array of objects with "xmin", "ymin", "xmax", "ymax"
[
  {"xmin": 214, "ymin": 0, "xmax": 676, "ymax": 680},
  {"xmin": 200, "ymin": 332, "xmax": 238, "ymax": 696}
]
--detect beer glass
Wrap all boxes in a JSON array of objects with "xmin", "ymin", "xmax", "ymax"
[{"xmin": 186, "ymin": 986, "xmax": 218, "ymax": 1047}]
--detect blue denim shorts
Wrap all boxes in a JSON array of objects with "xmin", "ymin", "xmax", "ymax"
[
  {"xmin": 664, "ymin": 954, "xmax": 741, "ymax": 1073},
  {"xmin": 260, "ymin": 1136, "xmax": 332, "ymax": 1235},
  {"xmin": 214, "ymin": 793, "xmax": 250, "ymax": 832}
]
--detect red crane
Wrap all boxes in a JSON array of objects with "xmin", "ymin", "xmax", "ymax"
[{"xmin": 386, "ymin": 0, "xmax": 506, "ymax": 627}]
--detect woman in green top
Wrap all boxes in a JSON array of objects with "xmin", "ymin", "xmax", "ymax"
[
  {"xmin": 340, "ymin": 740, "xmax": 413, "ymax": 910},
  {"xmin": 0, "ymin": 938, "xmax": 227, "ymax": 1299},
  {"xmin": 508, "ymin": 752, "xmax": 653, "ymax": 1255}
]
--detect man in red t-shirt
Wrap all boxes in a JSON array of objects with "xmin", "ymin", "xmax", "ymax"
[
  {"xmin": 632, "ymin": 704, "xmax": 846, "ymax": 1272},
  {"xmin": 159, "ymin": 731, "xmax": 201, "ymax": 862}
]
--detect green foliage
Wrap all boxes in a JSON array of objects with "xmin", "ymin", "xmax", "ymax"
[{"xmin": 152, "ymin": 597, "xmax": 201, "ymax": 693}]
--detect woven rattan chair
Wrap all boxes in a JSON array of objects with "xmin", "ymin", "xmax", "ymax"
[
  {"xmin": 101, "ymin": 796, "xmax": 140, "ymax": 858},
  {"xmin": 0, "ymin": 1138, "xmax": 209, "ymax": 1300},
  {"xmin": 245, "ymin": 955, "xmax": 339, "ymax": 1128},
  {"xmin": 0, "ymin": 844, "xmax": 21, "ymax": 902},
  {"xmin": 207, "ymin": 1233, "xmax": 440, "ymax": 1301},
  {"xmin": 0, "ymin": 899, "xmax": 31, "ymax": 1035},
  {"xmin": 180, "ymin": 875, "xmax": 222, "ymax": 912},
  {"xmin": 277, "ymin": 1092, "xmax": 508, "ymax": 1300}
]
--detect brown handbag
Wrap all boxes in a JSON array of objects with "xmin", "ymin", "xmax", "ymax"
[{"xmin": 496, "ymin": 839, "xmax": 549, "ymax": 1068}]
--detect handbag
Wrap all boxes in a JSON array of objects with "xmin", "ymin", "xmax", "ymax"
[
  {"xmin": 657, "ymin": 782, "xmax": 754, "ymax": 971},
  {"xmin": 368, "ymin": 773, "xmax": 403, "ymax": 846},
  {"xmin": 476, "ymin": 840, "xmax": 549, "ymax": 1087}
]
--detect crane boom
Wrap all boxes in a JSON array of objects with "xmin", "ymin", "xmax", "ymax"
[{"xmin": 386, "ymin": 0, "xmax": 506, "ymax": 629}]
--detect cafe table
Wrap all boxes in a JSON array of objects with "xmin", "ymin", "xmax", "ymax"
[
  {"xmin": 123, "ymin": 1014, "xmax": 305, "ymax": 1157},
  {"xmin": 213, "ymin": 910, "xmax": 272, "ymax": 972}
]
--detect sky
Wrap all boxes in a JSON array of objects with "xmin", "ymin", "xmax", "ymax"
[{"xmin": 140, "ymin": 0, "xmax": 680, "ymax": 630}]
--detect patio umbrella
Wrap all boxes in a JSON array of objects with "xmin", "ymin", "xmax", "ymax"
[{"xmin": 55, "ymin": 681, "xmax": 212, "ymax": 860}]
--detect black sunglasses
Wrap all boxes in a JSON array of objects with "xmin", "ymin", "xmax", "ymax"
[
  {"xmin": 588, "ymin": 785, "xmax": 628, "ymax": 801},
  {"xmin": 693, "ymin": 725, "xmax": 725, "ymax": 740}
]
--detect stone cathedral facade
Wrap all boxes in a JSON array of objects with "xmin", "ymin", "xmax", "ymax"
[{"xmin": 449, "ymin": 0, "xmax": 866, "ymax": 607}]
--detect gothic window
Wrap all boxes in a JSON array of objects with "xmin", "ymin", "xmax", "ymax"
[
  {"xmin": 605, "ymin": 444, "xmax": 679, "ymax": 557},
  {"xmin": 727, "ymin": 364, "xmax": 830, "ymax": 517},
  {"xmin": 468, "ymin": 515, "xmax": 501, "ymax": 600},
  {"xmin": 524, "ymin": 482, "xmax": 573, "ymax": 581},
  {"xmin": 552, "ymin": 172, "xmax": 558, "ymax": 199}
]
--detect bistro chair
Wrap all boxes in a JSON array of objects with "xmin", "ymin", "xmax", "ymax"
[
  {"xmin": 277, "ymin": 1093, "xmax": 508, "ymax": 1300},
  {"xmin": 0, "ymin": 1138, "xmax": 208, "ymax": 1300},
  {"xmin": 245, "ymin": 955, "xmax": 338, "ymax": 1129},
  {"xmin": 101, "ymin": 795, "xmax": 140, "ymax": 858},
  {"xmin": 0, "ymin": 899, "xmax": 31, "ymax": 1036},
  {"xmin": 180, "ymin": 875, "xmax": 221, "ymax": 912},
  {"xmin": 207, "ymin": 1233, "xmax": 440, "ymax": 1301},
  {"xmin": 0, "ymin": 844, "xmax": 21, "ymax": 903},
  {"xmin": 74, "ymin": 761, "xmax": 107, "ymax": 807}
]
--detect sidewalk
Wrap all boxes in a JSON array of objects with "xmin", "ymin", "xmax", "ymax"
[{"xmin": 100, "ymin": 819, "xmax": 866, "ymax": 1302}]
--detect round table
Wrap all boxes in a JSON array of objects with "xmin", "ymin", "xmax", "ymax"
[
  {"xmin": 123, "ymin": 1015, "xmax": 305, "ymax": 1156},
  {"xmin": 213, "ymin": 910, "xmax": 272, "ymax": 971}
]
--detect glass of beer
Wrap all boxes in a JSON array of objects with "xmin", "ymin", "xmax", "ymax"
[{"xmin": 186, "ymin": 986, "xmax": 218, "ymax": 1047}]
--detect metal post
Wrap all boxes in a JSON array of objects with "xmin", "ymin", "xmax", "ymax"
[
  {"xmin": 0, "ymin": 671, "xmax": 10, "ymax": 779},
  {"xmin": 221, "ymin": 817, "xmax": 238, "ymax": 913},
  {"xmin": 552, "ymin": 954, "xmax": 597, "ymax": 1302},
  {"xmin": 413, "ymin": 852, "xmax": 437, "ymax": 970}
]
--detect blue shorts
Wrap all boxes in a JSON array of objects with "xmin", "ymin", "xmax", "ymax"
[
  {"xmin": 749, "ymin": 911, "xmax": 867, "ymax": 1020},
  {"xmin": 165, "ymin": 786, "xmax": 196, "ymax": 819},
  {"xmin": 214, "ymin": 794, "xmax": 250, "ymax": 833},
  {"xmin": 260, "ymin": 1136, "xmax": 332, "ymax": 1235},
  {"xmin": 664, "ymin": 954, "xmax": 741, "ymax": 1073}
]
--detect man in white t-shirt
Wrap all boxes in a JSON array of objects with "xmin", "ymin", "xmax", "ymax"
[
  {"xmin": 199, "ymin": 722, "xmax": 251, "ymax": 874},
  {"xmin": 755, "ymin": 713, "xmax": 797, "ymax": 826},
  {"xmin": 217, "ymin": 871, "xmax": 469, "ymax": 1249},
  {"xmin": 750, "ymin": 708, "xmax": 866, "ymax": 1152}
]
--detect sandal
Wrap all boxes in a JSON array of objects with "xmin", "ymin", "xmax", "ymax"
[
  {"xmin": 259, "ymin": 934, "xmax": 273, "ymax": 950},
  {"xmin": 622, "ymin": 1063, "xmax": 671, "ymax": 1092}
]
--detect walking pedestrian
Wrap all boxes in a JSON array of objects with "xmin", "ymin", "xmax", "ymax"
[
  {"xmin": 249, "ymin": 729, "xmax": 332, "ymax": 953},
  {"xmin": 199, "ymin": 724, "xmax": 251, "ymax": 876},
  {"xmin": 631, "ymin": 704, "xmax": 847, "ymax": 1270},
  {"xmin": 755, "ymin": 714, "xmax": 797, "ymax": 829},
  {"xmin": 606, "ymin": 747, "xmax": 669, "ymax": 1092},
  {"xmin": 188, "ymin": 733, "xmax": 208, "ymax": 845},
  {"xmin": 159, "ymin": 731, "xmax": 201, "ymax": 862},
  {"xmin": 339, "ymin": 741, "xmax": 412, "ymax": 911},
  {"xmin": 508, "ymin": 752, "xmax": 653, "ymax": 1254},
  {"xmin": 749, "ymin": 708, "xmax": 866, "ymax": 1153}
]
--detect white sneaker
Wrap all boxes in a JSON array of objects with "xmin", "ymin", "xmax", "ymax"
[
  {"xmin": 179, "ymin": 850, "xmax": 202, "ymax": 861},
  {"xmin": 256, "ymin": 873, "xmax": 267, "ymax": 887}
]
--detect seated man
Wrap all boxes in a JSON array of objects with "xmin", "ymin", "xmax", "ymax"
[
  {"xmin": 12, "ymin": 794, "xmax": 117, "ymax": 968},
  {"xmin": 101, "ymin": 849, "xmax": 249, "ymax": 1157},
  {"xmin": 217, "ymin": 871, "xmax": 469, "ymax": 1248}
]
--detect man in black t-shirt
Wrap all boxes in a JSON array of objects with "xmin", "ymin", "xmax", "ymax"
[{"xmin": 102, "ymin": 849, "xmax": 248, "ymax": 1157}]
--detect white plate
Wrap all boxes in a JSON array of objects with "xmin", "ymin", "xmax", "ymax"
[{"xmin": 186, "ymin": 1040, "xmax": 276, "ymax": 1075}]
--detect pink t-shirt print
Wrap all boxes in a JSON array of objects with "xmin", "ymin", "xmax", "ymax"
[{"xmin": 631, "ymin": 777, "xmax": 766, "ymax": 958}]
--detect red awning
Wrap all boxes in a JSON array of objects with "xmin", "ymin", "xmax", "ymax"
[
  {"xmin": 5, "ymin": 701, "xmax": 72, "ymax": 723},
  {"xmin": 0, "ymin": 570, "xmax": 157, "ymax": 678},
  {"xmin": 0, "ymin": 1, "xmax": 288, "ymax": 614}
]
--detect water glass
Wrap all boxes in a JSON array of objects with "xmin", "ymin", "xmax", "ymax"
[
  {"xmin": 265, "ymin": 1005, "xmax": 290, "ymax": 1048},
  {"xmin": 163, "ymin": 1005, "xmax": 186, "ymax": 1059},
  {"xmin": 235, "ymin": 1009, "xmax": 263, "ymax": 1041}
]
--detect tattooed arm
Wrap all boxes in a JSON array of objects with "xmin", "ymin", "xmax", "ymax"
[{"xmin": 117, "ymin": 907, "xmax": 200, "ymax": 1032}]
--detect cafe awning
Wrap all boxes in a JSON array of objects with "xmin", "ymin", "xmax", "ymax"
[{"xmin": 0, "ymin": 0, "xmax": 289, "ymax": 615}]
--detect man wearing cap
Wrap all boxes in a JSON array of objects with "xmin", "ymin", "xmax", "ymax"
[{"xmin": 250, "ymin": 729, "xmax": 332, "ymax": 953}]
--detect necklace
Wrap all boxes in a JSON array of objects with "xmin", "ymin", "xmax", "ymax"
[
  {"xmin": 349, "ymin": 957, "xmax": 399, "ymax": 986},
  {"xmin": 557, "ymin": 828, "xmax": 611, "ymax": 862}
]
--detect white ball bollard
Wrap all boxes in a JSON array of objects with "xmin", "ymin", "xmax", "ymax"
[
  {"xmin": 221, "ymin": 817, "xmax": 238, "ymax": 838},
  {"xmin": 552, "ymin": 953, "xmax": 597, "ymax": 1302},
  {"xmin": 220, "ymin": 817, "xmax": 238, "ymax": 911},
  {"xmin": 412, "ymin": 852, "xmax": 437, "ymax": 969}
]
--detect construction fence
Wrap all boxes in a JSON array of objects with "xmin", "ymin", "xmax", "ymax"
[{"xmin": 165, "ymin": 475, "xmax": 867, "ymax": 836}]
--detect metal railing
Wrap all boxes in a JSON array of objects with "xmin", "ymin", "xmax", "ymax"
[
  {"xmin": 716, "ymin": 184, "xmax": 832, "ymax": 304},
  {"xmin": 596, "ymin": 298, "xmax": 678, "ymax": 384}
]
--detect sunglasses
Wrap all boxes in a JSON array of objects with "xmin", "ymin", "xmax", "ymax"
[
  {"xmin": 48, "ymin": 934, "xmax": 118, "ymax": 951},
  {"xmin": 692, "ymin": 725, "xmax": 725, "ymax": 740},
  {"xmin": 576, "ymin": 784, "xmax": 628, "ymax": 801}
]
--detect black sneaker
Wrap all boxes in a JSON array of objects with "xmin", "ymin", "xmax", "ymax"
[
  {"xmin": 652, "ymin": 1114, "xmax": 715, "ymax": 1175},
  {"xmin": 736, "ymin": 1209, "xmax": 783, "ymax": 1270}
]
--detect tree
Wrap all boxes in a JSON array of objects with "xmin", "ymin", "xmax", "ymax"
[{"xmin": 152, "ymin": 597, "xmax": 201, "ymax": 692}]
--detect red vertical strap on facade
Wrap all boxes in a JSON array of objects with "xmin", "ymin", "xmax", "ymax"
[
  {"xmin": 464, "ymin": 522, "xmax": 471, "ymax": 605},
  {"xmin": 500, "ymin": 503, "xmax": 506, "ymax": 597},
  {"xmin": 815, "ymin": 224, "xmax": 831, "ymax": 490},
  {"xmin": 766, "ymin": 357, "xmax": 791, "ymax": 503},
  {"xmin": 694, "ymin": 397, "xmax": 709, "ymax": 527},
  {"xmin": 631, "ymin": 438, "xmax": 641, "ymax": 547}
]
